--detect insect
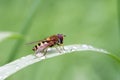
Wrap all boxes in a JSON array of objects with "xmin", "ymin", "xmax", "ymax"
[{"xmin": 27, "ymin": 34, "xmax": 66, "ymax": 57}]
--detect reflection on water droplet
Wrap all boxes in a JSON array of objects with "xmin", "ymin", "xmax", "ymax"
[
  {"xmin": 15, "ymin": 66, "xmax": 19, "ymax": 70},
  {"xmin": 82, "ymin": 45, "xmax": 89, "ymax": 49}
]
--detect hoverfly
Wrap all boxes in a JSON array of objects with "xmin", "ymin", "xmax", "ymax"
[{"xmin": 27, "ymin": 34, "xmax": 66, "ymax": 57}]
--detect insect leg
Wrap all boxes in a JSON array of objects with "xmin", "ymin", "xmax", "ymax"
[
  {"xmin": 57, "ymin": 44, "xmax": 65, "ymax": 51},
  {"xmin": 43, "ymin": 48, "xmax": 48, "ymax": 58},
  {"xmin": 60, "ymin": 44, "xmax": 65, "ymax": 50},
  {"xmin": 55, "ymin": 45, "xmax": 61, "ymax": 53}
]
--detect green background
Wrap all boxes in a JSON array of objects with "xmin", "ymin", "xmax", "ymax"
[{"xmin": 0, "ymin": 0, "xmax": 120, "ymax": 80}]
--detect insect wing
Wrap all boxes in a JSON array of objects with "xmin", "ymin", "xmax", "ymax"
[
  {"xmin": 35, "ymin": 43, "xmax": 49, "ymax": 54},
  {"xmin": 25, "ymin": 40, "xmax": 43, "ymax": 45},
  {"xmin": 25, "ymin": 39, "xmax": 54, "ymax": 45}
]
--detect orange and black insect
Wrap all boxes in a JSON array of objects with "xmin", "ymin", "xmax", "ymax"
[{"xmin": 27, "ymin": 34, "xmax": 66, "ymax": 56}]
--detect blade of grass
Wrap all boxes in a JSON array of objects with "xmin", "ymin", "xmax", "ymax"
[
  {"xmin": 7, "ymin": 0, "xmax": 41, "ymax": 62},
  {"xmin": 0, "ymin": 44, "xmax": 119, "ymax": 80},
  {"xmin": 0, "ymin": 32, "xmax": 22, "ymax": 42}
]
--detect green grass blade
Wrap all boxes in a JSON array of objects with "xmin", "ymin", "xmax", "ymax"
[
  {"xmin": 0, "ymin": 44, "xmax": 119, "ymax": 80},
  {"xmin": 0, "ymin": 32, "xmax": 22, "ymax": 42}
]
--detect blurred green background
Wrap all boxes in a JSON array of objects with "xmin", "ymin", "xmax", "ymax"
[{"xmin": 0, "ymin": 0, "xmax": 120, "ymax": 80}]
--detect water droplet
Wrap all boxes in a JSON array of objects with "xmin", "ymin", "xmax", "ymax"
[
  {"xmin": 82, "ymin": 44, "xmax": 89, "ymax": 49},
  {"xmin": 15, "ymin": 66, "xmax": 20, "ymax": 70}
]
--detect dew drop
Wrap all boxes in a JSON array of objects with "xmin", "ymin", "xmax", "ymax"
[{"xmin": 82, "ymin": 44, "xmax": 89, "ymax": 49}]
